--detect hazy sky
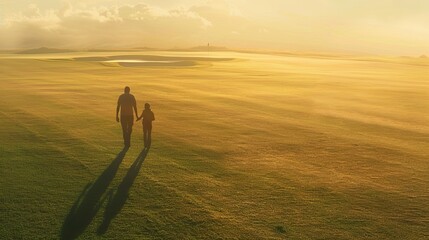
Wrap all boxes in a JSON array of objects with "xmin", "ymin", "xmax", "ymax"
[{"xmin": 0, "ymin": 0, "xmax": 428, "ymax": 55}]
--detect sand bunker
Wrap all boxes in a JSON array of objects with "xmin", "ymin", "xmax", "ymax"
[
  {"xmin": 74, "ymin": 54, "xmax": 233, "ymax": 67},
  {"xmin": 103, "ymin": 59, "xmax": 195, "ymax": 67},
  {"xmin": 104, "ymin": 60, "xmax": 178, "ymax": 63}
]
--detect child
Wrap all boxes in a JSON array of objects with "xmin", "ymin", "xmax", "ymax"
[{"xmin": 137, "ymin": 103, "xmax": 155, "ymax": 148}]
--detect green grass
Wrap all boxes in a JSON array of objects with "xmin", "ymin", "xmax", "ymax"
[{"xmin": 0, "ymin": 51, "xmax": 428, "ymax": 239}]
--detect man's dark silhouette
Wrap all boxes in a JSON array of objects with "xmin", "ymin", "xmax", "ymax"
[{"xmin": 116, "ymin": 86, "xmax": 138, "ymax": 147}]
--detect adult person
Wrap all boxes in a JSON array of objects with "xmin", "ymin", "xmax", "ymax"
[{"xmin": 116, "ymin": 86, "xmax": 138, "ymax": 147}]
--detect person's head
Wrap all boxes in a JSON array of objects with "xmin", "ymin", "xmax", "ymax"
[
  {"xmin": 145, "ymin": 103, "xmax": 151, "ymax": 109},
  {"xmin": 124, "ymin": 86, "xmax": 130, "ymax": 94}
]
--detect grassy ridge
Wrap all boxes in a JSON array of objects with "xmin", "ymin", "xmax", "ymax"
[{"xmin": 0, "ymin": 52, "xmax": 428, "ymax": 239}]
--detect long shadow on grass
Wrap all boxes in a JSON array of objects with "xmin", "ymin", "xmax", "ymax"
[
  {"xmin": 60, "ymin": 147, "xmax": 129, "ymax": 240},
  {"xmin": 97, "ymin": 147, "xmax": 149, "ymax": 235}
]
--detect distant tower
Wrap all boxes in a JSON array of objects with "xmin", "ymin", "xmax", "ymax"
[{"xmin": 207, "ymin": 43, "xmax": 210, "ymax": 52}]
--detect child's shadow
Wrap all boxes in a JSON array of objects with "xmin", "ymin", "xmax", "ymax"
[
  {"xmin": 97, "ymin": 147, "xmax": 149, "ymax": 235},
  {"xmin": 61, "ymin": 147, "xmax": 129, "ymax": 240}
]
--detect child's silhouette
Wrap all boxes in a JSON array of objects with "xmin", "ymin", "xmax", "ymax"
[{"xmin": 137, "ymin": 103, "xmax": 155, "ymax": 148}]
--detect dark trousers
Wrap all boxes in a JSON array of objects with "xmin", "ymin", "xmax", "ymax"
[
  {"xmin": 121, "ymin": 115, "xmax": 134, "ymax": 146},
  {"xmin": 143, "ymin": 124, "xmax": 152, "ymax": 147}
]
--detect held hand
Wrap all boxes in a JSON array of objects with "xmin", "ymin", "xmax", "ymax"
[{"xmin": 116, "ymin": 116, "xmax": 119, "ymax": 122}]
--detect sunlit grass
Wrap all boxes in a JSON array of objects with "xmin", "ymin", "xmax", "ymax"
[{"xmin": 0, "ymin": 51, "xmax": 428, "ymax": 239}]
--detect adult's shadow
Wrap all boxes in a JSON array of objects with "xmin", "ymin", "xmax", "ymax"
[
  {"xmin": 60, "ymin": 147, "xmax": 129, "ymax": 240},
  {"xmin": 97, "ymin": 147, "xmax": 149, "ymax": 235}
]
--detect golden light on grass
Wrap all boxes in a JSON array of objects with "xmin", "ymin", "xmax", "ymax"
[{"xmin": 1, "ymin": 1, "xmax": 428, "ymax": 239}]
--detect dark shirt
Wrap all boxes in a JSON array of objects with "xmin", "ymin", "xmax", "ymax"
[
  {"xmin": 117, "ymin": 93, "xmax": 136, "ymax": 116},
  {"xmin": 142, "ymin": 109, "xmax": 155, "ymax": 126}
]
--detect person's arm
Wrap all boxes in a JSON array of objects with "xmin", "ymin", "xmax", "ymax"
[
  {"xmin": 136, "ymin": 111, "xmax": 143, "ymax": 121},
  {"xmin": 116, "ymin": 97, "xmax": 121, "ymax": 122},
  {"xmin": 133, "ymin": 96, "xmax": 138, "ymax": 118},
  {"xmin": 152, "ymin": 112, "xmax": 155, "ymax": 121}
]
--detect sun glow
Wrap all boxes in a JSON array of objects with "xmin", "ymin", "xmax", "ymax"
[{"xmin": 0, "ymin": 0, "xmax": 428, "ymax": 55}]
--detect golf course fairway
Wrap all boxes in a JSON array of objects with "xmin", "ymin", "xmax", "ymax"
[{"xmin": 0, "ymin": 50, "xmax": 428, "ymax": 239}]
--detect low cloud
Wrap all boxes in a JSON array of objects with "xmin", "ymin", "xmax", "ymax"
[
  {"xmin": 1, "ymin": 1, "xmax": 428, "ymax": 54},
  {"xmin": 0, "ymin": 2, "xmax": 234, "ymax": 49}
]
